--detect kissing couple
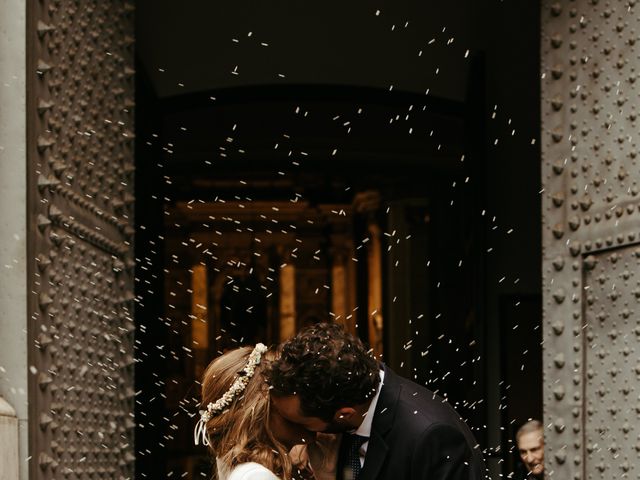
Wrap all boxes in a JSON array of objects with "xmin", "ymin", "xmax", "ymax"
[{"xmin": 195, "ymin": 322, "xmax": 486, "ymax": 480}]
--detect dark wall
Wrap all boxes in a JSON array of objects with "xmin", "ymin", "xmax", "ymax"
[
  {"xmin": 470, "ymin": 0, "xmax": 542, "ymax": 474},
  {"xmin": 134, "ymin": 63, "xmax": 170, "ymax": 478},
  {"xmin": 136, "ymin": 0, "xmax": 473, "ymax": 100}
]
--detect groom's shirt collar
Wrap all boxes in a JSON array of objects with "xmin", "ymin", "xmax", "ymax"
[{"xmin": 353, "ymin": 369, "xmax": 384, "ymax": 438}]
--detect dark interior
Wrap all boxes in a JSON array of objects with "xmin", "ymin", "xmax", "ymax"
[{"xmin": 133, "ymin": 2, "xmax": 542, "ymax": 477}]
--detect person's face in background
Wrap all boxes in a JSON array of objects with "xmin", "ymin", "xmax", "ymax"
[{"xmin": 518, "ymin": 430, "xmax": 544, "ymax": 476}]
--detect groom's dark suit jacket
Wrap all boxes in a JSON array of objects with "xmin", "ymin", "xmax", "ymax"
[{"xmin": 354, "ymin": 365, "xmax": 487, "ymax": 480}]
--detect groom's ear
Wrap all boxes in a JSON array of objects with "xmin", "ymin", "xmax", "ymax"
[{"xmin": 334, "ymin": 407, "xmax": 357, "ymax": 422}]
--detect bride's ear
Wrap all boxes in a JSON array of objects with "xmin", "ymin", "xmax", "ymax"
[{"xmin": 334, "ymin": 407, "xmax": 357, "ymax": 422}]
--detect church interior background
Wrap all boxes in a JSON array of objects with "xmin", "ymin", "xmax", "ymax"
[{"xmin": 132, "ymin": 1, "xmax": 542, "ymax": 478}]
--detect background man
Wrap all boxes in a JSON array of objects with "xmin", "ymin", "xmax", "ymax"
[
  {"xmin": 515, "ymin": 420, "xmax": 544, "ymax": 479},
  {"xmin": 266, "ymin": 322, "xmax": 487, "ymax": 480}
]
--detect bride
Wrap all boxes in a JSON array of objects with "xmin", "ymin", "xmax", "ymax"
[{"xmin": 194, "ymin": 344, "xmax": 327, "ymax": 480}]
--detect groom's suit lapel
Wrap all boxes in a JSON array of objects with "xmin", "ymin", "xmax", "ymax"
[{"xmin": 359, "ymin": 365, "xmax": 401, "ymax": 480}]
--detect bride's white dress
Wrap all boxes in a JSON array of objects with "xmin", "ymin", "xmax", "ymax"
[{"xmin": 216, "ymin": 459, "xmax": 280, "ymax": 480}]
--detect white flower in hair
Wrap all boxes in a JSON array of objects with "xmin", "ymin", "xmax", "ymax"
[{"xmin": 194, "ymin": 343, "xmax": 268, "ymax": 446}]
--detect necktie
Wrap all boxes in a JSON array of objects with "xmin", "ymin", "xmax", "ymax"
[{"xmin": 341, "ymin": 433, "xmax": 367, "ymax": 480}]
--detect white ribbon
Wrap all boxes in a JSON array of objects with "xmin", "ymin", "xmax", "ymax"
[{"xmin": 194, "ymin": 413, "xmax": 210, "ymax": 446}]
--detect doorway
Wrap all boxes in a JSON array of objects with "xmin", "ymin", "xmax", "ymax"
[{"xmin": 132, "ymin": 1, "xmax": 542, "ymax": 477}]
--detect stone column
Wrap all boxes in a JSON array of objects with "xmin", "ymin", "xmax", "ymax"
[
  {"xmin": 366, "ymin": 222, "xmax": 384, "ymax": 357},
  {"xmin": 346, "ymin": 248, "xmax": 358, "ymax": 336},
  {"xmin": 278, "ymin": 249, "xmax": 296, "ymax": 342},
  {"xmin": 191, "ymin": 264, "xmax": 209, "ymax": 378},
  {"xmin": 354, "ymin": 191, "xmax": 384, "ymax": 357},
  {"xmin": 0, "ymin": 2, "xmax": 27, "ymax": 479},
  {"xmin": 0, "ymin": 397, "xmax": 19, "ymax": 480},
  {"xmin": 330, "ymin": 246, "xmax": 348, "ymax": 326}
]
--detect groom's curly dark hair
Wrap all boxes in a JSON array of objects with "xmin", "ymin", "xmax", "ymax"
[{"xmin": 265, "ymin": 322, "xmax": 380, "ymax": 421}]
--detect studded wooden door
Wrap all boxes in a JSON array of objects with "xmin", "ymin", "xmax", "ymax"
[
  {"xmin": 542, "ymin": 1, "xmax": 640, "ymax": 479},
  {"xmin": 27, "ymin": 1, "xmax": 135, "ymax": 478}
]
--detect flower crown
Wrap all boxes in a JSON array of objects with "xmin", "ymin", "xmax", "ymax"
[{"xmin": 194, "ymin": 343, "xmax": 268, "ymax": 446}]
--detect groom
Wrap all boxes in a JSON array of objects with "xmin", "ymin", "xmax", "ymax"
[{"xmin": 266, "ymin": 323, "xmax": 486, "ymax": 480}]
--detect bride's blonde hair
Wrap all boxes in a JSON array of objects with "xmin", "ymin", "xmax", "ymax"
[{"xmin": 200, "ymin": 346, "xmax": 294, "ymax": 479}]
